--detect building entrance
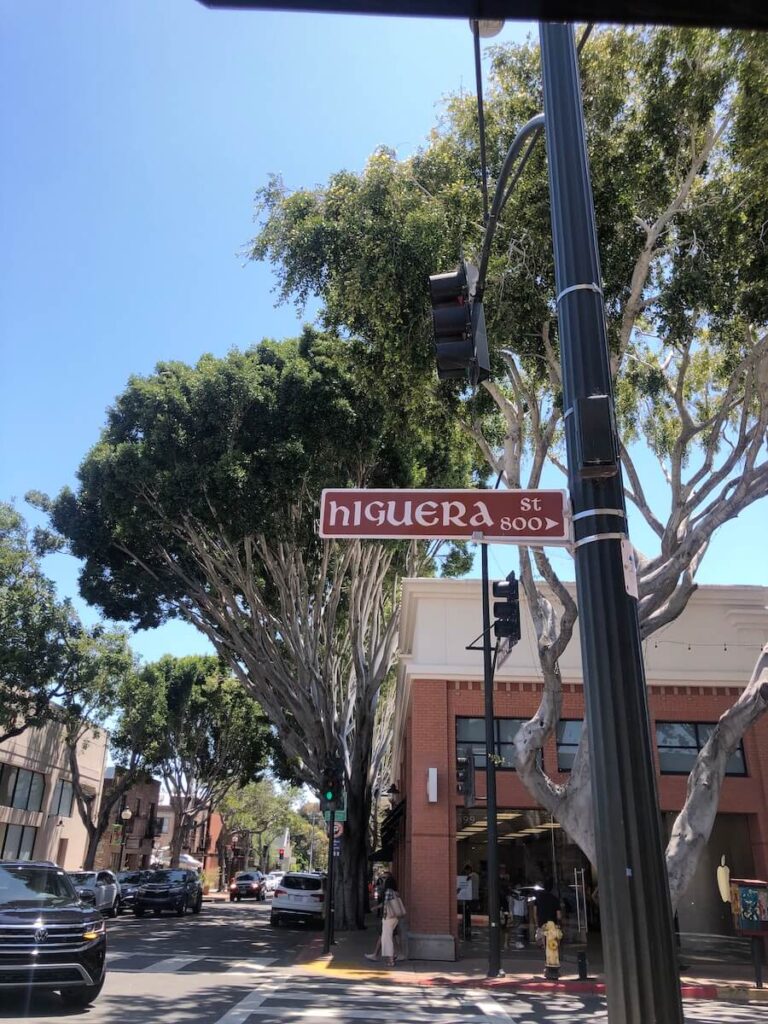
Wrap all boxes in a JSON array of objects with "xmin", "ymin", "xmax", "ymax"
[{"xmin": 456, "ymin": 807, "xmax": 599, "ymax": 940}]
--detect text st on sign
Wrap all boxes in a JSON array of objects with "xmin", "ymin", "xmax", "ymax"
[{"xmin": 319, "ymin": 489, "xmax": 571, "ymax": 546}]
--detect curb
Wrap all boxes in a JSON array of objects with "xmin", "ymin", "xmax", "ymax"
[{"xmin": 308, "ymin": 952, "xmax": 768, "ymax": 1003}]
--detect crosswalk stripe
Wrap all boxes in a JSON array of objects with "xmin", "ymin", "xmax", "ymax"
[
  {"xmin": 225, "ymin": 958, "xmax": 277, "ymax": 973},
  {"xmin": 140, "ymin": 955, "xmax": 200, "ymax": 973},
  {"xmin": 211, "ymin": 988, "xmax": 270, "ymax": 1024},
  {"xmin": 475, "ymin": 993, "xmax": 517, "ymax": 1022}
]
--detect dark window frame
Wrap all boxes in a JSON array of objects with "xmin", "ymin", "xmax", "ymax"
[
  {"xmin": 656, "ymin": 720, "xmax": 747, "ymax": 776},
  {"xmin": 0, "ymin": 821, "xmax": 39, "ymax": 860},
  {"xmin": 51, "ymin": 777, "xmax": 74, "ymax": 817},
  {"xmin": 0, "ymin": 764, "xmax": 46, "ymax": 812},
  {"xmin": 556, "ymin": 718, "xmax": 583, "ymax": 773},
  {"xmin": 455, "ymin": 716, "xmax": 528, "ymax": 772}
]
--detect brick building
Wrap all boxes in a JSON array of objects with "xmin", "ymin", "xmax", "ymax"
[
  {"xmin": 388, "ymin": 580, "xmax": 768, "ymax": 961},
  {"xmin": 93, "ymin": 771, "xmax": 161, "ymax": 871}
]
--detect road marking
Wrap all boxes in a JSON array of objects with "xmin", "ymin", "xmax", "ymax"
[
  {"xmin": 212, "ymin": 988, "xmax": 270, "ymax": 1023},
  {"xmin": 140, "ymin": 955, "xmax": 200, "ymax": 973},
  {"xmin": 475, "ymin": 992, "xmax": 517, "ymax": 1022},
  {"xmin": 225, "ymin": 958, "xmax": 277, "ymax": 973}
]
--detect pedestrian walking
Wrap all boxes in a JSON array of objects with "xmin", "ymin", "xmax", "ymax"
[{"xmin": 375, "ymin": 876, "xmax": 406, "ymax": 967}]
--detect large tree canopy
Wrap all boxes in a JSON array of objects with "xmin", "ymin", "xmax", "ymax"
[
  {"xmin": 41, "ymin": 331, "xmax": 473, "ymax": 927},
  {"xmin": 250, "ymin": 26, "xmax": 768, "ymax": 906}
]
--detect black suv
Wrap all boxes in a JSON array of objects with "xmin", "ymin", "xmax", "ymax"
[
  {"xmin": 115, "ymin": 869, "xmax": 152, "ymax": 913},
  {"xmin": 0, "ymin": 860, "xmax": 106, "ymax": 1008},
  {"xmin": 228, "ymin": 871, "xmax": 266, "ymax": 902},
  {"xmin": 134, "ymin": 868, "xmax": 203, "ymax": 917}
]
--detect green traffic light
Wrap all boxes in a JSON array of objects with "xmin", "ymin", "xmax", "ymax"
[{"xmin": 324, "ymin": 790, "xmax": 334, "ymax": 800}]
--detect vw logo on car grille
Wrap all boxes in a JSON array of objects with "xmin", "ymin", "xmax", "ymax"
[{"xmin": 34, "ymin": 928, "xmax": 48, "ymax": 944}]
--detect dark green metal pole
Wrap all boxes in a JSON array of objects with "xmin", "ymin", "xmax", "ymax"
[
  {"xmin": 322, "ymin": 808, "xmax": 336, "ymax": 955},
  {"xmin": 539, "ymin": 22, "xmax": 683, "ymax": 1024},
  {"xmin": 481, "ymin": 543, "xmax": 502, "ymax": 977}
]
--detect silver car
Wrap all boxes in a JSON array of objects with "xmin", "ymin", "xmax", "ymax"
[{"xmin": 68, "ymin": 870, "xmax": 120, "ymax": 917}]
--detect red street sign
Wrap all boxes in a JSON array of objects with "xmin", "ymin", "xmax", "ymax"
[{"xmin": 319, "ymin": 488, "xmax": 570, "ymax": 545}]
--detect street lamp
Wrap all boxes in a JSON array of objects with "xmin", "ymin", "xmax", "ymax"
[{"xmin": 119, "ymin": 807, "xmax": 133, "ymax": 871}]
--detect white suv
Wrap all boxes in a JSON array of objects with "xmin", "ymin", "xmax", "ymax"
[
  {"xmin": 264, "ymin": 871, "xmax": 284, "ymax": 893},
  {"xmin": 270, "ymin": 872, "xmax": 325, "ymax": 927}
]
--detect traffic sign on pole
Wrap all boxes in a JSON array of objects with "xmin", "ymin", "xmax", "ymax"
[{"xmin": 319, "ymin": 488, "xmax": 570, "ymax": 546}]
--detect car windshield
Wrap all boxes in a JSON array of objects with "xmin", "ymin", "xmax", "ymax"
[
  {"xmin": 147, "ymin": 870, "xmax": 186, "ymax": 884},
  {"xmin": 236, "ymin": 874, "xmax": 254, "ymax": 881},
  {"xmin": 68, "ymin": 872, "xmax": 95, "ymax": 887},
  {"xmin": 282, "ymin": 875, "xmax": 322, "ymax": 891},
  {"xmin": 0, "ymin": 866, "xmax": 78, "ymax": 908},
  {"xmin": 117, "ymin": 871, "xmax": 146, "ymax": 884}
]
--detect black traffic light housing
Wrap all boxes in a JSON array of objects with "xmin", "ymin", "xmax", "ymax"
[
  {"xmin": 492, "ymin": 571, "xmax": 521, "ymax": 643},
  {"xmin": 456, "ymin": 753, "xmax": 476, "ymax": 808},
  {"xmin": 319, "ymin": 755, "xmax": 344, "ymax": 812},
  {"xmin": 428, "ymin": 261, "xmax": 490, "ymax": 384}
]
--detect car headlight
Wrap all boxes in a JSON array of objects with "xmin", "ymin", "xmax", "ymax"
[{"xmin": 83, "ymin": 920, "xmax": 106, "ymax": 940}]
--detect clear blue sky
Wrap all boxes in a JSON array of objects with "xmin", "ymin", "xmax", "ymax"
[{"xmin": 1, "ymin": 4, "xmax": 764, "ymax": 662}]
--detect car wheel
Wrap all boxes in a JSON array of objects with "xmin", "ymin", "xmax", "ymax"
[
  {"xmin": 192, "ymin": 895, "xmax": 202, "ymax": 914},
  {"xmin": 176, "ymin": 898, "xmax": 188, "ymax": 917},
  {"xmin": 270, "ymin": 912, "xmax": 280, "ymax": 927},
  {"xmin": 60, "ymin": 978, "xmax": 105, "ymax": 1008},
  {"xmin": 106, "ymin": 897, "xmax": 119, "ymax": 918},
  {"xmin": 134, "ymin": 907, "xmax": 145, "ymax": 918}
]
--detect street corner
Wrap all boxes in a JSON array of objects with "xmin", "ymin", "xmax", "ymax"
[{"xmin": 706, "ymin": 984, "xmax": 768, "ymax": 1004}]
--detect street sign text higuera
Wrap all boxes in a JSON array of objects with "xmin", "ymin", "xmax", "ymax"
[{"xmin": 319, "ymin": 488, "xmax": 570, "ymax": 546}]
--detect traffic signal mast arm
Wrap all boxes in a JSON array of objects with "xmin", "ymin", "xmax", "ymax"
[
  {"xmin": 428, "ymin": 113, "xmax": 543, "ymax": 385},
  {"xmin": 475, "ymin": 113, "xmax": 544, "ymax": 302}
]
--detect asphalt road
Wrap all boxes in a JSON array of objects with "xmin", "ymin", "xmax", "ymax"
[{"xmin": 3, "ymin": 901, "xmax": 767, "ymax": 1024}]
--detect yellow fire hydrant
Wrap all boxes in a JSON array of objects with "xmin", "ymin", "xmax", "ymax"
[{"xmin": 542, "ymin": 920, "xmax": 563, "ymax": 980}]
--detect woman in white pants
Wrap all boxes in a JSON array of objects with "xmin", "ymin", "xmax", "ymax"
[{"xmin": 380, "ymin": 877, "xmax": 403, "ymax": 967}]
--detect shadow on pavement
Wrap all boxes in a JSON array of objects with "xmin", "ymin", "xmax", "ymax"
[{"xmin": 0, "ymin": 986, "xmax": 252, "ymax": 1023}]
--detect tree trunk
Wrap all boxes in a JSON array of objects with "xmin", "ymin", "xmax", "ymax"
[
  {"xmin": 334, "ymin": 777, "xmax": 370, "ymax": 930},
  {"xmin": 82, "ymin": 828, "xmax": 102, "ymax": 870}
]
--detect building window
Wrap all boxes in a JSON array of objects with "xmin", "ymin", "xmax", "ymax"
[
  {"xmin": 0, "ymin": 822, "xmax": 38, "ymax": 860},
  {"xmin": 51, "ymin": 778, "xmax": 75, "ymax": 817},
  {"xmin": 556, "ymin": 719, "xmax": 583, "ymax": 772},
  {"xmin": 456, "ymin": 717, "xmax": 526, "ymax": 770},
  {"xmin": 0, "ymin": 765, "xmax": 45, "ymax": 812},
  {"xmin": 656, "ymin": 722, "xmax": 747, "ymax": 776}
]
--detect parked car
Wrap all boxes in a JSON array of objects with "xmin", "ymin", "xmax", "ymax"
[
  {"xmin": 228, "ymin": 871, "xmax": 266, "ymax": 902},
  {"xmin": 67, "ymin": 870, "xmax": 119, "ymax": 917},
  {"xmin": 133, "ymin": 869, "xmax": 203, "ymax": 917},
  {"xmin": 264, "ymin": 871, "xmax": 284, "ymax": 893},
  {"xmin": 270, "ymin": 872, "xmax": 325, "ymax": 927},
  {"xmin": 115, "ymin": 870, "xmax": 152, "ymax": 914},
  {"xmin": 0, "ymin": 860, "xmax": 106, "ymax": 1008}
]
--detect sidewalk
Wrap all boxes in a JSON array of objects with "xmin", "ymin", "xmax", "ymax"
[{"xmin": 298, "ymin": 913, "xmax": 768, "ymax": 1004}]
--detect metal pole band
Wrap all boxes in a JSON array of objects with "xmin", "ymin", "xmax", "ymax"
[
  {"xmin": 555, "ymin": 282, "xmax": 603, "ymax": 304},
  {"xmin": 572, "ymin": 508, "xmax": 625, "ymax": 521},
  {"xmin": 573, "ymin": 531, "xmax": 627, "ymax": 548}
]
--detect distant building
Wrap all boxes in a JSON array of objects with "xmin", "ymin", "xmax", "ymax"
[
  {"xmin": 93, "ymin": 771, "xmax": 162, "ymax": 871},
  {"xmin": 0, "ymin": 717, "xmax": 108, "ymax": 869}
]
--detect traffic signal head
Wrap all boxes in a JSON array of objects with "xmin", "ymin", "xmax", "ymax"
[
  {"xmin": 278, "ymin": 847, "xmax": 285, "ymax": 858},
  {"xmin": 492, "ymin": 571, "xmax": 521, "ymax": 642},
  {"xmin": 428, "ymin": 262, "xmax": 490, "ymax": 383},
  {"xmin": 456, "ymin": 754, "xmax": 476, "ymax": 807}
]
